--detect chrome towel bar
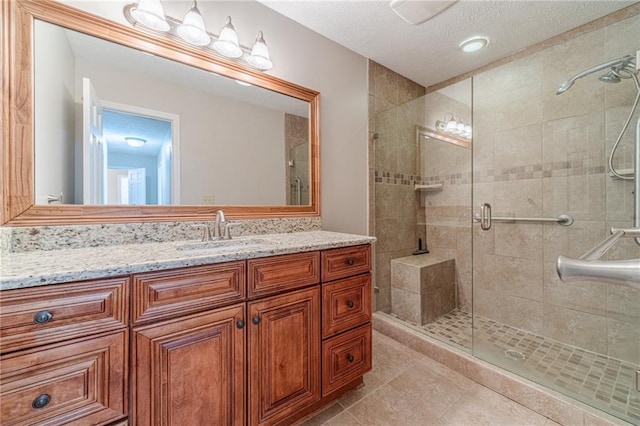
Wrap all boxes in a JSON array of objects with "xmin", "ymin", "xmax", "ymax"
[{"xmin": 473, "ymin": 204, "xmax": 574, "ymax": 229}]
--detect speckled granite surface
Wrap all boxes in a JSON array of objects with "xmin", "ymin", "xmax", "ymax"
[
  {"xmin": 0, "ymin": 231, "xmax": 375, "ymax": 290},
  {"xmin": 2, "ymin": 217, "xmax": 322, "ymax": 253}
]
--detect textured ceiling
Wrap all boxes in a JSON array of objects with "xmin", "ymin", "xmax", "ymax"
[{"xmin": 258, "ymin": 0, "xmax": 636, "ymax": 88}]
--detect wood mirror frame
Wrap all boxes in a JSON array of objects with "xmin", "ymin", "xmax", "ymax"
[{"xmin": 1, "ymin": 0, "xmax": 320, "ymax": 226}]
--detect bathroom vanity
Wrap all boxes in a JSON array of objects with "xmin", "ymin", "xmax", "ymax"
[{"xmin": 0, "ymin": 231, "xmax": 374, "ymax": 425}]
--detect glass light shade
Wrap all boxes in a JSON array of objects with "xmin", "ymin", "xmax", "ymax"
[
  {"xmin": 177, "ymin": 2, "xmax": 211, "ymax": 46},
  {"xmin": 247, "ymin": 31, "xmax": 273, "ymax": 70},
  {"xmin": 125, "ymin": 137, "xmax": 147, "ymax": 147},
  {"xmin": 459, "ymin": 36, "xmax": 489, "ymax": 53},
  {"xmin": 131, "ymin": 0, "xmax": 170, "ymax": 32},
  {"xmin": 446, "ymin": 120, "xmax": 457, "ymax": 133},
  {"xmin": 213, "ymin": 16, "xmax": 243, "ymax": 58},
  {"xmin": 457, "ymin": 122, "xmax": 465, "ymax": 133}
]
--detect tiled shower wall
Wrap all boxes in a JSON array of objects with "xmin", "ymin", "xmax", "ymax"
[
  {"xmin": 472, "ymin": 10, "xmax": 640, "ymax": 365},
  {"xmin": 368, "ymin": 61, "xmax": 425, "ymax": 312}
]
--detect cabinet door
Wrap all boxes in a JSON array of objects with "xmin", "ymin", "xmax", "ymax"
[
  {"xmin": 132, "ymin": 304, "xmax": 245, "ymax": 426},
  {"xmin": 248, "ymin": 287, "xmax": 320, "ymax": 426}
]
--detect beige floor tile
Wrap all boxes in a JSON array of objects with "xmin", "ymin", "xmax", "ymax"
[
  {"xmin": 324, "ymin": 411, "xmax": 362, "ymax": 426},
  {"xmin": 347, "ymin": 361, "xmax": 468, "ymax": 425},
  {"xmin": 439, "ymin": 383, "xmax": 548, "ymax": 426},
  {"xmin": 298, "ymin": 402, "xmax": 344, "ymax": 426}
]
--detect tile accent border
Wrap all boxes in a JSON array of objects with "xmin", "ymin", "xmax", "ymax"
[
  {"xmin": 1, "ymin": 217, "xmax": 322, "ymax": 253},
  {"xmin": 373, "ymin": 312, "xmax": 634, "ymax": 426}
]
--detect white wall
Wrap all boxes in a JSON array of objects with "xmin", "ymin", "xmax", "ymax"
[
  {"xmin": 34, "ymin": 20, "xmax": 76, "ymax": 204},
  {"xmin": 60, "ymin": 0, "xmax": 370, "ymax": 234}
]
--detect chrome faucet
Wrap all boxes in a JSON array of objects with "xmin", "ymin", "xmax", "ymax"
[{"xmin": 214, "ymin": 210, "xmax": 232, "ymax": 240}]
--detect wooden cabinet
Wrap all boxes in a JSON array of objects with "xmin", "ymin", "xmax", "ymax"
[
  {"xmin": 0, "ymin": 330, "xmax": 128, "ymax": 426},
  {"xmin": 320, "ymin": 245, "xmax": 373, "ymax": 398},
  {"xmin": 248, "ymin": 287, "xmax": 320, "ymax": 426},
  {"xmin": 1, "ymin": 242, "xmax": 372, "ymax": 426},
  {"xmin": 132, "ymin": 304, "xmax": 245, "ymax": 426}
]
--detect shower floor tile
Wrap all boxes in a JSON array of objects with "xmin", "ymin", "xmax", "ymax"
[{"xmin": 386, "ymin": 309, "xmax": 639, "ymax": 425}]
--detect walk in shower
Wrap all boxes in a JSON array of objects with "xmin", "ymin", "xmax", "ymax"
[{"xmin": 371, "ymin": 9, "xmax": 639, "ymax": 424}]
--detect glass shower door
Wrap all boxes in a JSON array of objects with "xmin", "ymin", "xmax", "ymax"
[{"xmin": 470, "ymin": 15, "xmax": 640, "ymax": 423}]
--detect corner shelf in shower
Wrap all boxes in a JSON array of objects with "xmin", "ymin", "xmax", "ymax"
[{"xmin": 414, "ymin": 183, "xmax": 444, "ymax": 192}]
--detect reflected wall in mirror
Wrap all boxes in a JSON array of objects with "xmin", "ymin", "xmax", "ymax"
[
  {"xmin": 34, "ymin": 19, "xmax": 310, "ymax": 207},
  {"xmin": 2, "ymin": 0, "xmax": 320, "ymax": 225}
]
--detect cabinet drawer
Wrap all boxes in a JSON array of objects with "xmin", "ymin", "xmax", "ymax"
[
  {"xmin": 0, "ymin": 278, "xmax": 129, "ymax": 354},
  {"xmin": 247, "ymin": 251, "xmax": 320, "ymax": 299},
  {"xmin": 321, "ymin": 323, "xmax": 372, "ymax": 397},
  {"xmin": 0, "ymin": 330, "xmax": 128, "ymax": 426},
  {"xmin": 321, "ymin": 245, "xmax": 371, "ymax": 282},
  {"xmin": 132, "ymin": 261, "xmax": 245, "ymax": 324},
  {"xmin": 322, "ymin": 274, "xmax": 371, "ymax": 338}
]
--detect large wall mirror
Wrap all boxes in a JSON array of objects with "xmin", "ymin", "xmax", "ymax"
[{"xmin": 2, "ymin": 0, "xmax": 320, "ymax": 225}]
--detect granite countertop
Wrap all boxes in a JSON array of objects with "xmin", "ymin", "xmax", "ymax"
[{"xmin": 0, "ymin": 231, "xmax": 375, "ymax": 290}]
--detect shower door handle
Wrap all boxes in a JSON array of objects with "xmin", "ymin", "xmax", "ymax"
[{"xmin": 479, "ymin": 203, "xmax": 492, "ymax": 231}]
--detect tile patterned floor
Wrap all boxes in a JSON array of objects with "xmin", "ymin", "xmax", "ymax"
[
  {"xmin": 297, "ymin": 330, "xmax": 561, "ymax": 426},
  {"xmin": 384, "ymin": 310, "xmax": 640, "ymax": 425}
]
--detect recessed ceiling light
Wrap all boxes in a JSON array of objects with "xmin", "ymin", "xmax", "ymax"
[{"xmin": 459, "ymin": 36, "xmax": 489, "ymax": 53}]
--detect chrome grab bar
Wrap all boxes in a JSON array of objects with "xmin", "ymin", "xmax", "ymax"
[
  {"xmin": 294, "ymin": 177, "xmax": 302, "ymax": 206},
  {"xmin": 557, "ymin": 227, "xmax": 640, "ymax": 288},
  {"xmin": 473, "ymin": 204, "xmax": 574, "ymax": 230}
]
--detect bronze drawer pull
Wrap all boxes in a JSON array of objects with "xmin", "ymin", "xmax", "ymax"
[
  {"xmin": 347, "ymin": 354, "xmax": 355, "ymax": 363},
  {"xmin": 346, "ymin": 258, "xmax": 355, "ymax": 266},
  {"xmin": 33, "ymin": 310, "xmax": 53, "ymax": 324},
  {"xmin": 252, "ymin": 316, "xmax": 261, "ymax": 325},
  {"xmin": 32, "ymin": 394, "xmax": 50, "ymax": 409},
  {"xmin": 346, "ymin": 300, "xmax": 355, "ymax": 309},
  {"xmin": 236, "ymin": 320, "xmax": 245, "ymax": 329}
]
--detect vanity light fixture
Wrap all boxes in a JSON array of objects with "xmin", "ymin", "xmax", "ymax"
[
  {"xmin": 459, "ymin": 36, "xmax": 489, "ymax": 53},
  {"xmin": 125, "ymin": 1, "xmax": 274, "ymax": 71},
  {"xmin": 125, "ymin": 137, "xmax": 147, "ymax": 147},
  {"xmin": 177, "ymin": 1, "xmax": 210, "ymax": 46},
  {"xmin": 435, "ymin": 113, "xmax": 471, "ymax": 139}
]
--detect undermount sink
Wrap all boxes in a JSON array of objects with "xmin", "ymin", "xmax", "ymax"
[{"xmin": 176, "ymin": 238, "xmax": 275, "ymax": 252}]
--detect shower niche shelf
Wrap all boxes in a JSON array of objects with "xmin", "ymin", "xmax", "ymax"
[{"xmin": 414, "ymin": 183, "xmax": 444, "ymax": 192}]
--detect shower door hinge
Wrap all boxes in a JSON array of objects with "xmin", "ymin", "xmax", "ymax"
[{"xmin": 636, "ymin": 370, "xmax": 640, "ymax": 392}]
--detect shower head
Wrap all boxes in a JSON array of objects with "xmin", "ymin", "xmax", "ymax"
[{"xmin": 556, "ymin": 54, "xmax": 636, "ymax": 95}]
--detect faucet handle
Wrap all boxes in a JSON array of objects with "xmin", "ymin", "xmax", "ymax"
[
  {"xmin": 222, "ymin": 222, "xmax": 237, "ymax": 240},
  {"xmin": 191, "ymin": 224, "xmax": 212, "ymax": 242}
]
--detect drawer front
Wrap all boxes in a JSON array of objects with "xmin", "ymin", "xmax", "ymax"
[
  {"xmin": 0, "ymin": 330, "xmax": 128, "ymax": 426},
  {"xmin": 321, "ymin": 323, "xmax": 372, "ymax": 397},
  {"xmin": 0, "ymin": 278, "xmax": 129, "ymax": 354},
  {"xmin": 322, "ymin": 274, "xmax": 371, "ymax": 338},
  {"xmin": 132, "ymin": 261, "xmax": 245, "ymax": 324},
  {"xmin": 321, "ymin": 245, "xmax": 371, "ymax": 282},
  {"xmin": 247, "ymin": 251, "xmax": 320, "ymax": 299}
]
